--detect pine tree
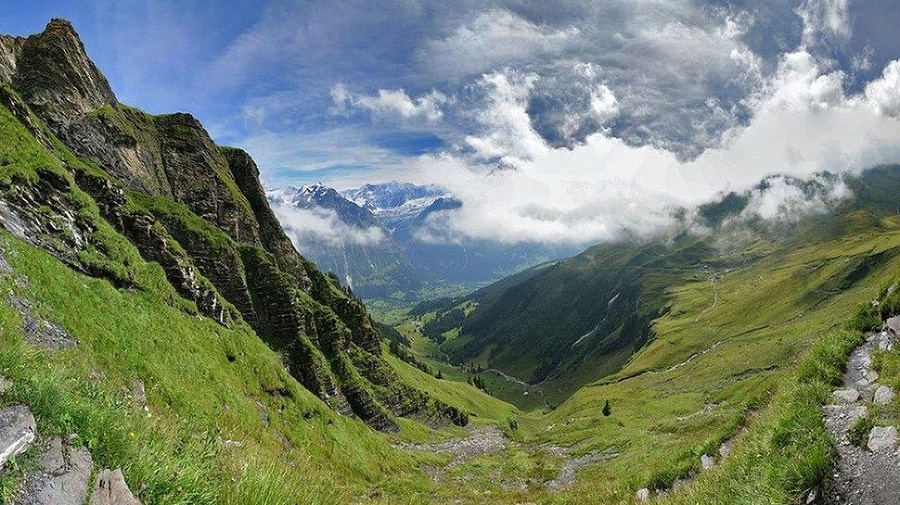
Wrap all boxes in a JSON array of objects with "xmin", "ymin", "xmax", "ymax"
[{"xmin": 602, "ymin": 399, "xmax": 611, "ymax": 417}]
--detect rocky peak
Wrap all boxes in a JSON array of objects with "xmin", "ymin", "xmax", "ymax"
[{"xmin": 12, "ymin": 19, "xmax": 117, "ymax": 124}]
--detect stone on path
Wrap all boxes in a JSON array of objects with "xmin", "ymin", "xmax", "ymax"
[
  {"xmin": 636, "ymin": 488, "xmax": 651, "ymax": 502},
  {"xmin": 885, "ymin": 316, "xmax": 900, "ymax": 337},
  {"xmin": 873, "ymin": 385, "xmax": 895, "ymax": 406},
  {"xmin": 846, "ymin": 405, "xmax": 868, "ymax": 424},
  {"xmin": 832, "ymin": 388, "xmax": 860, "ymax": 403},
  {"xmin": 719, "ymin": 439, "xmax": 734, "ymax": 459},
  {"xmin": 15, "ymin": 436, "xmax": 93, "ymax": 505},
  {"xmin": 0, "ymin": 376, "xmax": 12, "ymax": 394},
  {"xmin": 866, "ymin": 426, "xmax": 898, "ymax": 453},
  {"xmin": 90, "ymin": 468, "xmax": 142, "ymax": 505},
  {"xmin": 701, "ymin": 454, "xmax": 715, "ymax": 470},
  {"xmin": 0, "ymin": 404, "xmax": 36, "ymax": 468}
]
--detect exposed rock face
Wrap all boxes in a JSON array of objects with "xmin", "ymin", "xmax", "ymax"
[
  {"xmin": 15, "ymin": 437, "xmax": 94, "ymax": 505},
  {"xmin": 220, "ymin": 147, "xmax": 311, "ymax": 288},
  {"xmin": 0, "ymin": 19, "xmax": 467, "ymax": 431},
  {"xmin": 154, "ymin": 114, "xmax": 261, "ymax": 244},
  {"xmin": 7, "ymin": 292, "xmax": 77, "ymax": 350},
  {"xmin": 0, "ymin": 35, "xmax": 25, "ymax": 84},
  {"xmin": 74, "ymin": 171, "xmax": 232, "ymax": 325}
]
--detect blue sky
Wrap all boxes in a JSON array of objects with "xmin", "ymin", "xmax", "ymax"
[{"xmin": 3, "ymin": 1, "xmax": 900, "ymax": 244}]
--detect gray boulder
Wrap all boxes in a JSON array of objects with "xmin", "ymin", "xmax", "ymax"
[
  {"xmin": 867, "ymin": 426, "xmax": 898, "ymax": 453},
  {"xmin": 90, "ymin": 468, "xmax": 142, "ymax": 505},
  {"xmin": 0, "ymin": 404, "xmax": 35, "ymax": 468},
  {"xmin": 636, "ymin": 487, "xmax": 651, "ymax": 502},
  {"xmin": 832, "ymin": 388, "xmax": 860, "ymax": 403},
  {"xmin": 874, "ymin": 385, "xmax": 895, "ymax": 406}
]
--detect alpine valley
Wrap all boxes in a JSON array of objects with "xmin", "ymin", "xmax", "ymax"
[{"xmin": 0, "ymin": 17, "xmax": 899, "ymax": 505}]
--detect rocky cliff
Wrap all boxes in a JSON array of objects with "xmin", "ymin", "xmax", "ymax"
[{"xmin": 0, "ymin": 19, "xmax": 465, "ymax": 431}]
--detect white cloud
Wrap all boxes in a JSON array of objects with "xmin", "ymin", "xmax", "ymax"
[
  {"xmin": 866, "ymin": 61, "xmax": 900, "ymax": 117},
  {"xmin": 758, "ymin": 51, "xmax": 846, "ymax": 111},
  {"xmin": 464, "ymin": 70, "xmax": 547, "ymax": 163},
  {"xmin": 269, "ymin": 201, "xmax": 386, "ymax": 249},
  {"xmin": 797, "ymin": 0, "xmax": 851, "ymax": 48},
  {"xmin": 216, "ymin": 2, "xmax": 900, "ymax": 248},
  {"xmin": 332, "ymin": 85, "xmax": 450, "ymax": 122},
  {"xmin": 417, "ymin": 9, "xmax": 579, "ymax": 82},
  {"xmin": 739, "ymin": 174, "xmax": 851, "ymax": 221},
  {"xmin": 384, "ymin": 52, "xmax": 900, "ymax": 245}
]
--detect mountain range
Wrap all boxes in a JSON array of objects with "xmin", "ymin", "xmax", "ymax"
[{"xmin": 269, "ymin": 182, "xmax": 582, "ymax": 299}]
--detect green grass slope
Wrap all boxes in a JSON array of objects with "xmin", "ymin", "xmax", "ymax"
[{"xmin": 516, "ymin": 210, "xmax": 900, "ymax": 504}]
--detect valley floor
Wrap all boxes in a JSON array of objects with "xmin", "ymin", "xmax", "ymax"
[{"xmin": 373, "ymin": 216, "xmax": 900, "ymax": 504}]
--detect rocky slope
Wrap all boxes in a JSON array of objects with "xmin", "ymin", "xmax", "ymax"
[{"xmin": 0, "ymin": 19, "xmax": 465, "ymax": 432}]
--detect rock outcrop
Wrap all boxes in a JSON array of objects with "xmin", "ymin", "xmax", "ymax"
[
  {"xmin": 11, "ymin": 19, "xmax": 117, "ymax": 124},
  {"xmin": 0, "ymin": 35, "xmax": 25, "ymax": 83}
]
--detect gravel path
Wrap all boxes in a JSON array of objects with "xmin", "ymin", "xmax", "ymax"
[
  {"xmin": 824, "ymin": 331, "xmax": 900, "ymax": 505},
  {"xmin": 396, "ymin": 425, "xmax": 510, "ymax": 467},
  {"xmin": 396, "ymin": 425, "xmax": 619, "ymax": 491}
]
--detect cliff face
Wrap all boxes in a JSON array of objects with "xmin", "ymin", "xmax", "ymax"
[
  {"xmin": 0, "ymin": 35, "xmax": 25, "ymax": 83},
  {"xmin": 0, "ymin": 19, "xmax": 466, "ymax": 431}
]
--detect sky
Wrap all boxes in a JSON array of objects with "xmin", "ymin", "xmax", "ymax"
[{"xmin": 3, "ymin": 0, "xmax": 900, "ymax": 245}]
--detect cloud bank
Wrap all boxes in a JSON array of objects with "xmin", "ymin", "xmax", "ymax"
[
  {"xmin": 198, "ymin": 0, "xmax": 900, "ymax": 247},
  {"xmin": 268, "ymin": 201, "xmax": 386, "ymax": 250},
  {"xmin": 394, "ymin": 47, "xmax": 900, "ymax": 244}
]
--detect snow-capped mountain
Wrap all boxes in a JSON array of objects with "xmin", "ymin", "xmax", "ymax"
[
  {"xmin": 266, "ymin": 185, "xmax": 420, "ymax": 298},
  {"xmin": 341, "ymin": 182, "xmax": 449, "ymax": 231},
  {"xmin": 269, "ymin": 182, "xmax": 581, "ymax": 299},
  {"xmin": 271, "ymin": 184, "xmax": 383, "ymax": 228}
]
